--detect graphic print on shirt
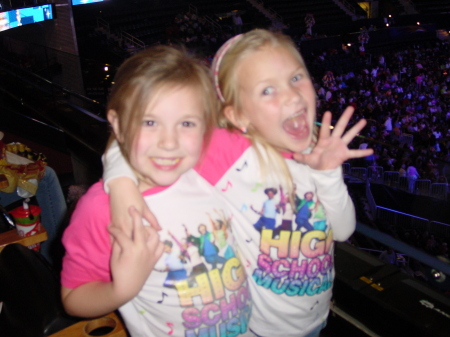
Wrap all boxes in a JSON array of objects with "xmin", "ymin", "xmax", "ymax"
[
  {"xmin": 249, "ymin": 186, "xmax": 334, "ymax": 297},
  {"xmin": 154, "ymin": 208, "xmax": 251, "ymax": 337}
]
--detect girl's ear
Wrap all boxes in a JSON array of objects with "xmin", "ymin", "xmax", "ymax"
[
  {"xmin": 223, "ymin": 105, "xmax": 250, "ymax": 131},
  {"xmin": 107, "ymin": 109, "xmax": 124, "ymax": 143}
]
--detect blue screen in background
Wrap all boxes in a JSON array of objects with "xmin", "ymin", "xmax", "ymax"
[
  {"xmin": 0, "ymin": 5, "xmax": 53, "ymax": 32},
  {"xmin": 72, "ymin": 0, "xmax": 104, "ymax": 5}
]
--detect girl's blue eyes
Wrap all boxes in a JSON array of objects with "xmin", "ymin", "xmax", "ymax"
[
  {"xmin": 182, "ymin": 121, "xmax": 196, "ymax": 127},
  {"xmin": 291, "ymin": 74, "xmax": 303, "ymax": 82},
  {"xmin": 263, "ymin": 87, "xmax": 274, "ymax": 95},
  {"xmin": 141, "ymin": 120, "xmax": 196, "ymax": 127},
  {"xmin": 261, "ymin": 74, "xmax": 304, "ymax": 95}
]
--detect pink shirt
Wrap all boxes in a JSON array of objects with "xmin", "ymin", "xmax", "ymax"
[{"xmin": 62, "ymin": 170, "xmax": 252, "ymax": 337}]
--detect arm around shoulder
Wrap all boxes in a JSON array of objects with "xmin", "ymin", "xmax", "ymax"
[
  {"xmin": 102, "ymin": 140, "xmax": 138, "ymax": 193},
  {"xmin": 102, "ymin": 140, "xmax": 160, "ymax": 232}
]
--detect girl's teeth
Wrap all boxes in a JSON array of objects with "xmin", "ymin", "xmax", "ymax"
[
  {"xmin": 283, "ymin": 114, "xmax": 306, "ymax": 136},
  {"xmin": 153, "ymin": 158, "xmax": 180, "ymax": 165}
]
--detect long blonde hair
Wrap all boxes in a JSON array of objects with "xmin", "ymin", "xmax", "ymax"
[
  {"xmin": 107, "ymin": 45, "xmax": 217, "ymax": 161},
  {"xmin": 215, "ymin": 29, "xmax": 315, "ymax": 206}
]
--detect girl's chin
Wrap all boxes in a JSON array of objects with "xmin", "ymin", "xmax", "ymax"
[
  {"xmin": 276, "ymin": 138, "xmax": 311, "ymax": 154},
  {"xmin": 289, "ymin": 137, "xmax": 313, "ymax": 153}
]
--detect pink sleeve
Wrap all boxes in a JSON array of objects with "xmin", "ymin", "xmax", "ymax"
[
  {"xmin": 61, "ymin": 182, "xmax": 112, "ymax": 289},
  {"xmin": 195, "ymin": 128, "xmax": 251, "ymax": 185}
]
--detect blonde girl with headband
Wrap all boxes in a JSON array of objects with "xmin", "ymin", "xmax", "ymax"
[
  {"xmin": 103, "ymin": 29, "xmax": 373, "ymax": 337},
  {"xmin": 60, "ymin": 45, "xmax": 252, "ymax": 337}
]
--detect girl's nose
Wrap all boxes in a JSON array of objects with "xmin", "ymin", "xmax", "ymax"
[
  {"xmin": 158, "ymin": 128, "xmax": 178, "ymax": 150},
  {"xmin": 285, "ymin": 86, "xmax": 303, "ymax": 105}
]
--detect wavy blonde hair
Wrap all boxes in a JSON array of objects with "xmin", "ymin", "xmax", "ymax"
[{"xmin": 216, "ymin": 29, "xmax": 316, "ymax": 206}]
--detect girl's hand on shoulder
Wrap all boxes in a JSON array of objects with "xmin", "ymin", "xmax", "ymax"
[
  {"xmin": 108, "ymin": 206, "xmax": 164, "ymax": 301},
  {"xmin": 109, "ymin": 178, "xmax": 161, "ymax": 237},
  {"xmin": 294, "ymin": 106, "xmax": 373, "ymax": 170}
]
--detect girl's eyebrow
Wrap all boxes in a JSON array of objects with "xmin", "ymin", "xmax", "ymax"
[
  {"xmin": 183, "ymin": 115, "xmax": 204, "ymax": 120},
  {"xmin": 255, "ymin": 79, "xmax": 272, "ymax": 86},
  {"xmin": 142, "ymin": 113, "xmax": 155, "ymax": 118},
  {"xmin": 261, "ymin": 64, "xmax": 306, "ymax": 81},
  {"xmin": 294, "ymin": 65, "xmax": 307, "ymax": 72}
]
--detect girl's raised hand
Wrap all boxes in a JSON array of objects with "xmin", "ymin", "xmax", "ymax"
[
  {"xmin": 108, "ymin": 206, "xmax": 164, "ymax": 302},
  {"xmin": 293, "ymin": 106, "xmax": 373, "ymax": 170}
]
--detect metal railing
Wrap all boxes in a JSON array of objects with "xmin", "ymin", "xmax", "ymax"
[
  {"xmin": 204, "ymin": 15, "xmax": 222, "ymax": 32},
  {"xmin": 367, "ymin": 165, "xmax": 383, "ymax": 184},
  {"xmin": 399, "ymin": 133, "xmax": 413, "ymax": 146},
  {"xmin": 344, "ymin": 162, "xmax": 448, "ymax": 201},
  {"xmin": 350, "ymin": 167, "xmax": 367, "ymax": 180},
  {"xmin": 376, "ymin": 206, "xmax": 431, "ymax": 234},
  {"xmin": 429, "ymin": 221, "xmax": 450, "ymax": 239},
  {"xmin": 188, "ymin": 3, "xmax": 197, "ymax": 15},
  {"xmin": 120, "ymin": 31, "xmax": 146, "ymax": 52},
  {"xmin": 188, "ymin": 3, "xmax": 221, "ymax": 32},
  {"xmin": 250, "ymin": 0, "xmax": 284, "ymax": 24},
  {"xmin": 96, "ymin": 17, "xmax": 111, "ymax": 35},
  {"xmin": 96, "ymin": 17, "xmax": 146, "ymax": 53}
]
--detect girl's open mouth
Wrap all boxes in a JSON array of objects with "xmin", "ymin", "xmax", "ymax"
[{"xmin": 282, "ymin": 111, "xmax": 309, "ymax": 139}]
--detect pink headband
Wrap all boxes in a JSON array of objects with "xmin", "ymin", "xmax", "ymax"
[{"xmin": 211, "ymin": 34, "xmax": 243, "ymax": 103}]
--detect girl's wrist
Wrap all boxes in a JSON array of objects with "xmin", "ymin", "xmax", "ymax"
[
  {"xmin": 111, "ymin": 281, "xmax": 138, "ymax": 305},
  {"xmin": 310, "ymin": 166, "xmax": 341, "ymax": 174}
]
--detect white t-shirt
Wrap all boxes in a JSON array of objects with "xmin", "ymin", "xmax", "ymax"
[
  {"xmin": 62, "ymin": 170, "xmax": 253, "ymax": 337},
  {"xmin": 103, "ymin": 128, "xmax": 356, "ymax": 337}
]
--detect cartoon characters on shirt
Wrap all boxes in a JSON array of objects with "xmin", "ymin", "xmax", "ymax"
[
  {"xmin": 158, "ymin": 210, "xmax": 234, "ymax": 287},
  {"xmin": 251, "ymin": 186, "xmax": 327, "ymax": 234},
  {"xmin": 155, "ymin": 209, "xmax": 251, "ymax": 336},
  {"xmin": 251, "ymin": 188, "xmax": 280, "ymax": 232},
  {"xmin": 250, "ymin": 186, "xmax": 333, "ymax": 297}
]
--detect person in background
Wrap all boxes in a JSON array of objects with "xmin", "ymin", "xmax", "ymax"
[{"xmin": 0, "ymin": 133, "xmax": 67, "ymax": 266}]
